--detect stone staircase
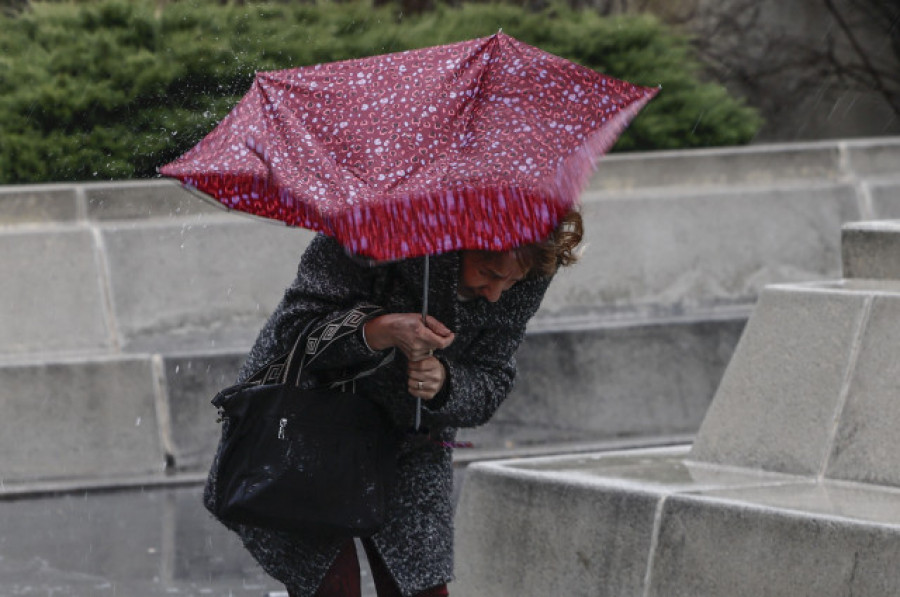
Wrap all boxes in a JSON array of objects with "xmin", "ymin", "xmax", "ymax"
[
  {"xmin": 1, "ymin": 137, "xmax": 899, "ymax": 491},
  {"xmin": 454, "ymin": 219, "xmax": 900, "ymax": 596}
]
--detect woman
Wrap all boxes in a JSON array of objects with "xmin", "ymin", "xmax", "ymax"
[{"xmin": 206, "ymin": 211, "xmax": 583, "ymax": 597}]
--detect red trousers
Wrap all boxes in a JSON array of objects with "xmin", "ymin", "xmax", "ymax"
[{"xmin": 293, "ymin": 539, "xmax": 449, "ymax": 597}]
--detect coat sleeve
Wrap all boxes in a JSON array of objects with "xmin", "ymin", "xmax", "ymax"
[
  {"xmin": 237, "ymin": 234, "xmax": 394, "ymax": 383},
  {"xmin": 420, "ymin": 275, "xmax": 552, "ymax": 429}
]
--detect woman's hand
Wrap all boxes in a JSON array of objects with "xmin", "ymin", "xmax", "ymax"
[
  {"xmin": 364, "ymin": 314, "xmax": 453, "ymax": 400},
  {"xmin": 407, "ymin": 356, "xmax": 447, "ymax": 400},
  {"xmin": 363, "ymin": 314, "xmax": 454, "ymax": 361}
]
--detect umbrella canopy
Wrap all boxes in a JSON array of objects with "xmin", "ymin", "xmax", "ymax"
[{"xmin": 160, "ymin": 32, "xmax": 657, "ymax": 261}]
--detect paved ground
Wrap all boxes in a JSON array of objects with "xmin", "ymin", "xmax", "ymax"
[{"xmin": 0, "ymin": 485, "xmax": 378, "ymax": 597}]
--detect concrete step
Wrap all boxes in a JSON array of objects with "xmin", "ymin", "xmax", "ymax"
[
  {"xmin": 455, "ymin": 447, "xmax": 900, "ymax": 597},
  {"xmin": 4, "ymin": 176, "xmax": 888, "ymax": 360},
  {"xmin": 0, "ymin": 314, "xmax": 733, "ymax": 482},
  {"xmin": 2, "ymin": 139, "xmax": 899, "ymax": 486}
]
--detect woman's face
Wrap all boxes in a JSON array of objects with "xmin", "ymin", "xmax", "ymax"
[{"xmin": 458, "ymin": 251, "xmax": 526, "ymax": 303}]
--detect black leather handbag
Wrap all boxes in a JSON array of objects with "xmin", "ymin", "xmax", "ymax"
[{"xmin": 208, "ymin": 317, "xmax": 399, "ymax": 537}]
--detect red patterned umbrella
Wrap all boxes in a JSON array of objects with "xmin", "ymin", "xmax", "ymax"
[{"xmin": 160, "ymin": 32, "xmax": 657, "ymax": 261}]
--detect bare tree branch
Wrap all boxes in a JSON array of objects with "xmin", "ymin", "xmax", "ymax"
[{"xmin": 823, "ymin": 0, "xmax": 900, "ymax": 116}]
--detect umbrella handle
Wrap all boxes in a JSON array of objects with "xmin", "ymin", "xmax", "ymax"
[{"xmin": 415, "ymin": 256, "xmax": 430, "ymax": 431}]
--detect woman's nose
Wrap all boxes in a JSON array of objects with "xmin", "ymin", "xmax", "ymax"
[{"xmin": 480, "ymin": 282, "xmax": 504, "ymax": 302}]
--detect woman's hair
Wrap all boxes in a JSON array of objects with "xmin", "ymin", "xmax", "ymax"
[{"xmin": 513, "ymin": 209, "xmax": 584, "ymax": 277}]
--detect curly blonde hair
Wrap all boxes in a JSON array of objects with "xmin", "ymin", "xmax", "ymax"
[{"xmin": 513, "ymin": 210, "xmax": 584, "ymax": 277}]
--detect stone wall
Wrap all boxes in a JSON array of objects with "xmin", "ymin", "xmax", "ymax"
[{"xmin": 2, "ymin": 136, "xmax": 898, "ymax": 486}]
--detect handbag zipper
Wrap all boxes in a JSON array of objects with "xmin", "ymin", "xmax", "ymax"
[{"xmin": 278, "ymin": 417, "xmax": 288, "ymax": 440}]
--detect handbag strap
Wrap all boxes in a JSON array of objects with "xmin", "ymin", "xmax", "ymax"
[{"xmin": 282, "ymin": 305, "xmax": 393, "ymax": 388}]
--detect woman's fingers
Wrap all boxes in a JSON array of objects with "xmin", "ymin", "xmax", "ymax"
[
  {"xmin": 396, "ymin": 314, "xmax": 454, "ymax": 360},
  {"xmin": 364, "ymin": 313, "xmax": 455, "ymax": 361},
  {"xmin": 407, "ymin": 357, "xmax": 446, "ymax": 400},
  {"xmin": 424, "ymin": 315, "xmax": 454, "ymax": 338}
]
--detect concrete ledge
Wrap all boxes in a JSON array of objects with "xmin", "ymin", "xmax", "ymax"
[
  {"xmin": 868, "ymin": 179, "xmax": 900, "ymax": 219},
  {"xmin": 842, "ymin": 220, "xmax": 900, "ymax": 279},
  {"xmin": 843, "ymin": 138, "xmax": 900, "ymax": 179},
  {"xmin": 541, "ymin": 182, "xmax": 860, "ymax": 318},
  {"xmin": 0, "ymin": 228, "xmax": 112, "ymax": 357},
  {"xmin": 587, "ymin": 137, "xmax": 900, "ymax": 194},
  {"xmin": 162, "ymin": 351, "xmax": 245, "ymax": 472},
  {"xmin": 493, "ymin": 316, "xmax": 745, "ymax": 442},
  {"xmin": 455, "ymin": 452, "xmax": 663, "ymax": 597},
  {"xmin": 100, "ymin": 220, "xmax": 313, "ymax": 353},
  {"xmin": 588, "ymin": 142, "xmax": 844, "ymax": 193},
  {"xmin": 85, "ymin": 179, "xmax": 222, "ymax": 220},
  {"xmin": 455, "ymin": 449, "xmax": 900, "ymax": 597},
  {"xmin": 454, "ymin": 448, "xmax": 786, "ymax": 596},
  {"xmin": 0, "ymin": 356, "xmax": 166, "ymax": 481},
  {"xmin": 0, "ymin": 185, "xmax": 79, "ymax": 224},
  {"xmin": 650, "ymin": 483, "xmax": 900, "ymax": 597}
]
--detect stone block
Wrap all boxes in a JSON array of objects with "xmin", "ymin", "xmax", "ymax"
[
  {"xmin": 586, "ymin": 142, "xmax": 841, "ymax": 192},
  {"xmin": 101, "ymin": 220, "xmax": 313, "ymax": 353},
  {"xmin": 540, "ymin": 183, "xmax": 859, "ymax": 318},
  {"xmin": 0, "ymin": 356, "xmax": 165, "ymax": 480},
  {"xmin": 85, "ymin": 179, "xmax": 222, "ymax": 220},
  {"xmin": 689, "ymin": 285, "xmax": 870, "ymax": 476},
  {"xmin": 0, "ymin": 184, "xmax": 79, "ymax": 224},
  {"xmin": 842, "ymin": 220, "xmax": 900, "ymax": 280},
  {"xmin": 844, "ymin": 137, "xmax": 900, "ymax": 179},
  {"xmin": 454, "ymin": 459, "xmax": 659, "ymax": 597},
  {"xmin": 648, "ymin": 483, "xmax": 900, "ymax": 597},
  {"xmin": 162, "ymin": 351, "xmax": 246, "ymax": 472},
  {"xmin": 487, "ymin": 317, "xmax": 745, "ymax": 444},
  {"xmin": 827, "ymin": 293, "xmax": 900, "ymax": 487},
  {"xmin": 0, "ymin": 228, "xmax": 111, "ymax": 357},
  {"xmin": 455, "ymin": 448, "xmax": 793, "ymax": 597},
  {"xmin": 868, "ymin": 179, "xmax": 900, "ymax": 219}
]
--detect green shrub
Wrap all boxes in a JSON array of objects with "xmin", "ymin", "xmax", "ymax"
[{"xmin": 0, "ymin": 0, "xmax": 761, "ymax": 183}]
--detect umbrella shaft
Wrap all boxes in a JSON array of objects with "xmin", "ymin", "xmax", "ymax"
[
  {"xmin": 415, "ymin": 256, "xmax": 430, "ymax": 431},
  {"xmin": 421, "ymin": 256, "xmax": 429, "ymax": 322}
]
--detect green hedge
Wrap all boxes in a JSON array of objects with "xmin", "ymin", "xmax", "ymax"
[{"xmin": 0, "ymin": 0, "xmax": 762, "ymax": 184}]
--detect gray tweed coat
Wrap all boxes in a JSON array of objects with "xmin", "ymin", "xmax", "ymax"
[{"xmin": 205, "ymin": 234, "xmax": 551, "ymax": 596}]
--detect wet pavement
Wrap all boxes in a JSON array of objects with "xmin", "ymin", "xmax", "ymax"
[{"xmin": 0, "ymin": 485, "xmax": 379, "ymax": 597}]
